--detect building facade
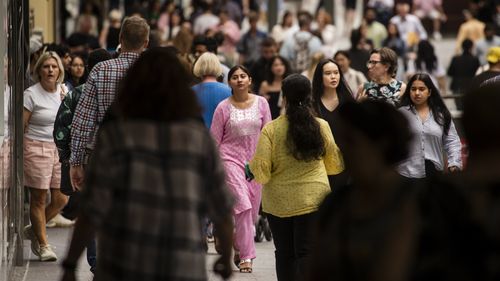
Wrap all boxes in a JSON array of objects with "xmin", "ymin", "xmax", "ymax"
[{"xmin": 0, "ymin": 0, "xmax": 28, "ymax": 279}]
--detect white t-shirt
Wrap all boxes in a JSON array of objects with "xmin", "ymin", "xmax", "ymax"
[{"xmin": 23, "ymin": 83, "xmax": 64, "ymax": 142}]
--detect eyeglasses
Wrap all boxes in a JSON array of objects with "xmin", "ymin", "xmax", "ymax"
[{"xmin": 366, "ymin": 60, "xmax": 383, "ymax": 67}]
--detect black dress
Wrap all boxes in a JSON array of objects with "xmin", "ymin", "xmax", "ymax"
[
  {"xmin": 106, "ymin": 26, "xmax": 120, "ymax": 51},
  {"xmin": 315, "ymin": 93, "xmax": 354, "ymax": 190},
  {"xmin": 267, "ymin": 90, "xmax": 281, "ymax": 120}
]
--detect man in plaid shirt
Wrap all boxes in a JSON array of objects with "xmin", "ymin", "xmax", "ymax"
[{"xmin": 69, "ymin": 16, "xmax": 149, "ymax": 190}]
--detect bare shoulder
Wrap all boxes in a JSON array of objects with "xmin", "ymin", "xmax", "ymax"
[{"xmin": 259, "ymin": 81, "xmax": 269, "ymax": 93}]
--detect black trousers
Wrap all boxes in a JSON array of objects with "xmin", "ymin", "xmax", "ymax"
[
  {"xmin": 425, "ymin": 159, "xmax": 438, "ymax": 178},
  {"xmin": 267, "ymin": 212, "xmax": 317, "ymax": 281},
  {"xmin": 328, "ymin": 170, "xmax": 350, "ymax": 193}
]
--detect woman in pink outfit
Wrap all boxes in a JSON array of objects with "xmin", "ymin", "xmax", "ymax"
[{"xmin": 211, "ymin": 65, "xmax": 272, "ymax": 273}]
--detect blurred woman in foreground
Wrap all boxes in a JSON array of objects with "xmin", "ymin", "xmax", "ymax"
[{"xmin": 61, "ymin": 47, "xmax": 234, "ymax": 281}]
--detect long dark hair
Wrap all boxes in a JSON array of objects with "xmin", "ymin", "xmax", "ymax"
[
  {"xmin": 228, "ymin": 65, "xmax": 253, "ymax": 94},
  {"xmin": 312, "ymin": 58, "xmax": 354, "ymax": 114},
  {"xmin": 69, "ymin": 52, "xmax": 88, "ymax": 86},
  {"xmin": 416, "ymin": 40, "xmax": 438, "ymax": 72},
  {"xmin": 265, "ymin": 55, "xmax": 291, "ymax": 84},
  {"xmin": 400, "ymin": 73, "xmax": 452, "ymax": 135},
  {"xmin": 283, "ymin": 74, "xmax": 325, "ymax": 161},
  {"xmin": 113, "ymin": 47, "xmax": 201, "ymax": 121}
]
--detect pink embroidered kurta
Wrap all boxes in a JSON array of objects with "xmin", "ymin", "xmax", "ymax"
[{"xmin": 211, "ymin": 96, "xmax": 271, "ymax": 215}]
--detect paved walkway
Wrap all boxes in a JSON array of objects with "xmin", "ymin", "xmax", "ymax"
[{"xmin": 12, "ymin": 226, "xmax": 277, "ymax": 281}]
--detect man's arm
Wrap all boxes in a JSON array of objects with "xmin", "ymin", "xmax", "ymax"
[{"xmin": 69, "ymin": 70, "xmax": 99, "ymax": 190}]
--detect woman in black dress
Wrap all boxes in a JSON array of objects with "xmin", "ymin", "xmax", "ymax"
[
  {"xmin": 259, "ymin": 55, "xmax": 291, "ymax": 119},
  {"xmin": 312, "ymin": 58, "xmax": 355, "ymax": 190}
]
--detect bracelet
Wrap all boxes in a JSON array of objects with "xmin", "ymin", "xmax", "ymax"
[{"xmin": 62, "ymin": 260, "xmax": 77, "ymax": 271}]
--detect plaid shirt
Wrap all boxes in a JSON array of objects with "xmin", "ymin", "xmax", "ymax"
[
  {"xmin": 69, "ymin": 52, "xmax": 140, "ymax": 166},
  {"xmin": 81, "ymin": 119, "xmax": 233, "ymax": 281}
]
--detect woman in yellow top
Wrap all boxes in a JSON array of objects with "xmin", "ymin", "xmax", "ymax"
[{"xmin": 248, "ymin": 74, "xmax": 344, "ymax": 281}]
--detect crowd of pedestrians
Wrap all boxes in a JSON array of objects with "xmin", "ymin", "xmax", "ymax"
[{"xmin": 21, "ymin": 0, "xmax": 500, "ymax": 280}]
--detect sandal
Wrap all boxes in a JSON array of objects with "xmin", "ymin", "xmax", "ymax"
[{"xmin": 239, "ymin": 259, "xmax": 252, "ymax": 273}]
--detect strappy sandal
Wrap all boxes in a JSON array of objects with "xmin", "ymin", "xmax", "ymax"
[{"xmin": 239, "ymin": 259, "xmax": 252, "ymax": 273}]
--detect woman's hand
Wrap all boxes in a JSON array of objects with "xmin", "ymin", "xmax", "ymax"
[
  {"xmin": 357, "ymin": 90, "xmax": 368, "ymax": 102},
  {"xmin": 356, "ymin": 85, "xmax": 367, "ymax": 102},
  {"xmin": 70, "ymin": 165, "xmax": 85, "ymax": 191},
  {"xmin": 448, "ymin": 166, "xmax": 460, "ymax": 173}
]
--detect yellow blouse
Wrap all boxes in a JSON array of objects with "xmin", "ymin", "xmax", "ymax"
[{"xmin": 249, "ymin": 116, "xmax": 344, "ymax": 218}]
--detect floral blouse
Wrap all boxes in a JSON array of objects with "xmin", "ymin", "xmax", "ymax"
[{"xmin": 364, "ymin": 80, "xmax": 403, "ymax": 106}]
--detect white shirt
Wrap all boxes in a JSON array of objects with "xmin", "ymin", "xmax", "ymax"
[
  {"xmin": 390, "ymin": 14, "xmax": 428, "ymax": 42},
  {"xmin": 367, "ymin": 0, "xmax": 394, "ymax": 9},
  {"xmin": 397, "ymin": 106, "xmax": 462, "ymax": 178},
  {"xmin": 193, "ymin": 13, "xmax": 219, "ymax": 35},
  {"xmin": 271, "ymin": 24, "xmax": 299, "ymax": 45},
  {"xmin": 23, "ymin": 83, "xmax": 64, "ymax": 142}
]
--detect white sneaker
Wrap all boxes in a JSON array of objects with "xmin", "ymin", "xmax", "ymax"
[
  {"xmin": 46, "ymin": 220, "xmax": 56, "ymax": 228},
  {"xmin": 23, "ymin": 225, "xmax": 40, "ymax": 257},
  {"xmin": 39, "ymin": 244, "xmax": 57, "ymax": 261},
  {"xmin": 47, "ymin": 214, "xmax": 75, "ymax": 228}
]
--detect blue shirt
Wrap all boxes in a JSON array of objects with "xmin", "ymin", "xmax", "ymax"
[{"xmin": 192, "ymin": 82, "xmax": 231, "ymax": 128}]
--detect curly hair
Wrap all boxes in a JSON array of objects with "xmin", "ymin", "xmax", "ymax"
[{"xmin": 283, "ymin": 74, "xmax": 325, "ymax": 161}]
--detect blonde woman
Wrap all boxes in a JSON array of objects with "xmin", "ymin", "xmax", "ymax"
[
  {"xmin": 23, "ymin": 51, "xmax": 68, "ymax": 261},
  {"xmin": 192, "ymin": 52, "xmax": 231, "ymax": 128}
]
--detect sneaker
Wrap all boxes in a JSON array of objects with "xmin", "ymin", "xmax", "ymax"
[
  {"xmin": 47, "ymin": 214, "xmax": 75, "ymax": 228},
  {"xmin": 39, "ymin": 245, "xmax": 57, "ymax": 261},
  {"xmin": 23, "ymin": 225, "xmax": 40, "ymax": 257},
  {"xmin": 46, "ymin": 220, "xmax": 56, "ymax": 228}
]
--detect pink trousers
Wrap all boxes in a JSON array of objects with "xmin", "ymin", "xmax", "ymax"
[{"xmin": 234, "ymin": 208, "xmax": 259, "ymax": 260}]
